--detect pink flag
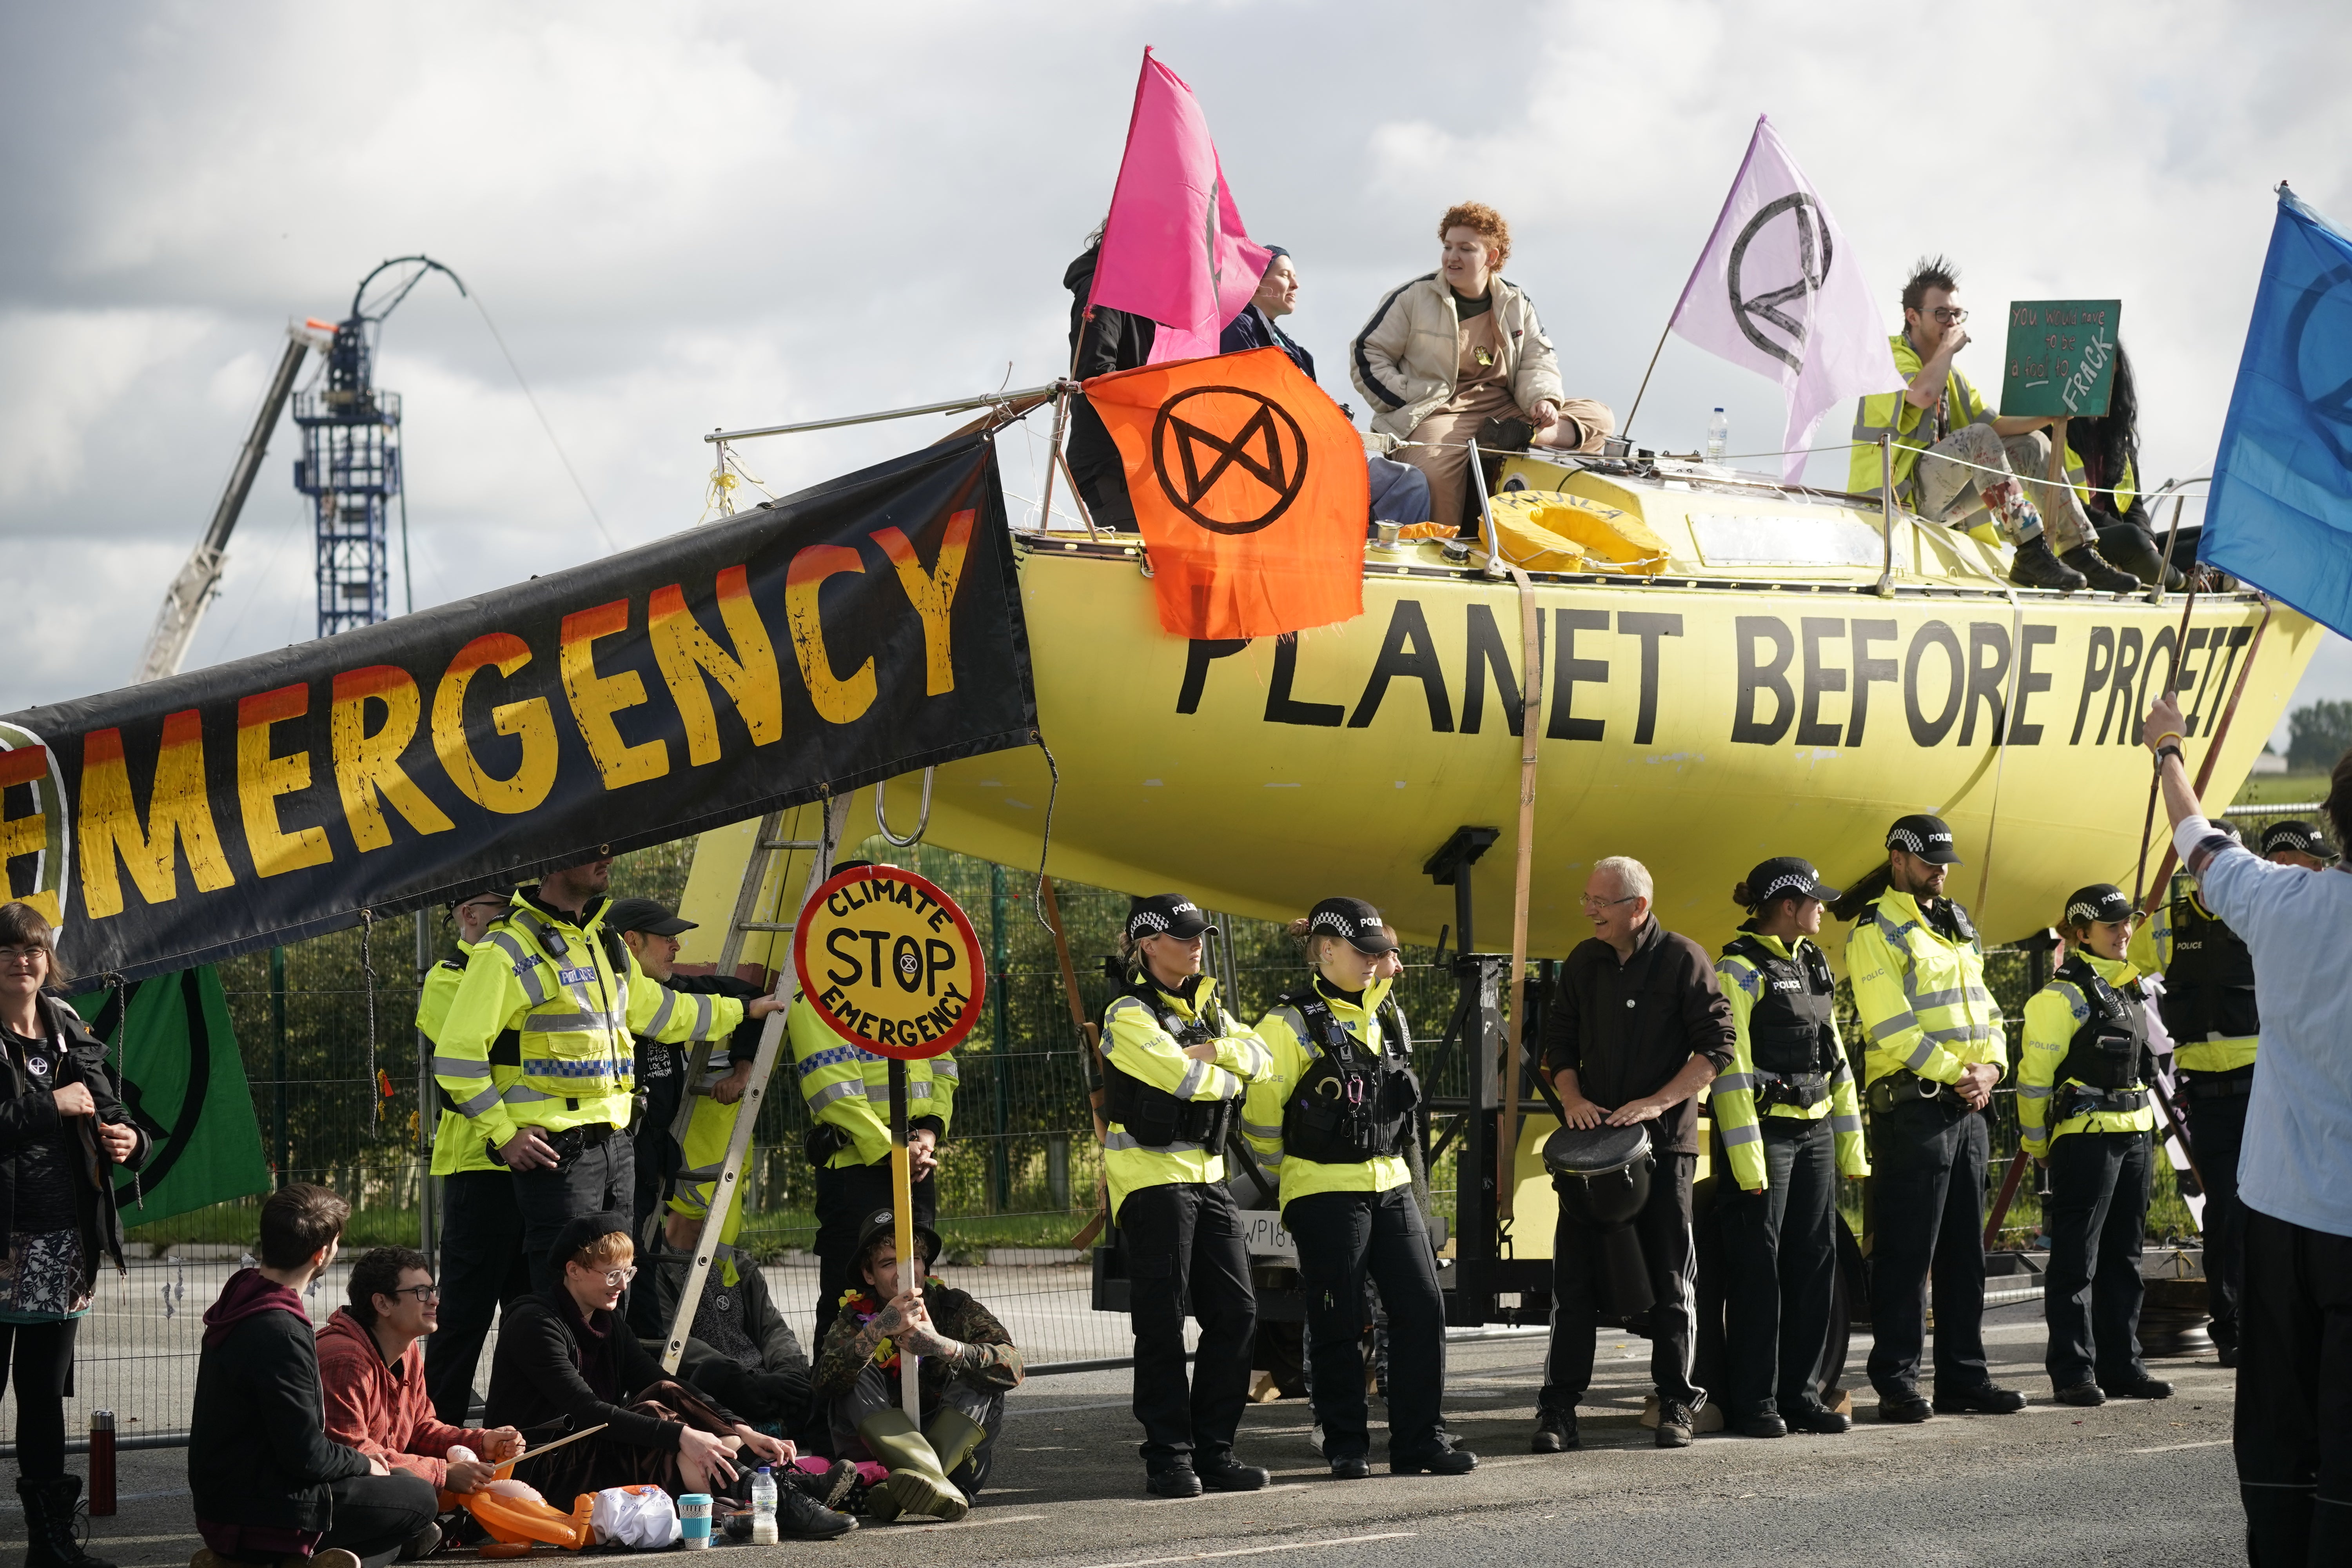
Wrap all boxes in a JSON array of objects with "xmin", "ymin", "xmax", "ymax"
[
  {"xmin": 1089, "ymin": 49, "xmax": 1270, "ymax": 365},
  {"xmin": 1668, "ymin": 116, "xmax": 1907, "ymax": 483}
]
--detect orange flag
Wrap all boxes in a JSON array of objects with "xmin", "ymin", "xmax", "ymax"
[{"xmin": 1082, "ymin": 347, "xmax": 1368, "ymax": 639}]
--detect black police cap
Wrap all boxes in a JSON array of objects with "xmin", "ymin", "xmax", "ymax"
[
  {"xmin": 1127, "ymin": 894, "xmax": 1214, "ymax": 943},
  {"xmin": 1886, "ymin": 813, "xmax": 1963, "ymax": 865},
  {"xmin": 1306, "ymin": 897, "xmax": 1398, "ymax": 954},
  {"xmin": 1740, "ymin": 857, "xmax": 1841, "ymax": 909},
  {"xmin": 2063, "ymin": 884, "xmax": 2134, "ymax": 926},
  {"xmin": 2260, "ymin": 820, "xmax": 2336, "ymax": 861},
  {"xmin": 605, "ymin": 896, "xmax": 696, "ymax": 937}
]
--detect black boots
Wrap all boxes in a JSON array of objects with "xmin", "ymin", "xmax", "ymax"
[
  {"xmin": 2060, "ymin": 544, "xmax": 2144, "ymax": 593},
  {"xmin": 2094, "ymin": 524, "xmax": 2184, "ymax": 589},
  {"xmin": 19, "ymin": 1476, "xmax": 113, "ymax": 1568},
  {"xmin": 2009, "ymin": 537, "xmax": 2087, "ymax": 591}
]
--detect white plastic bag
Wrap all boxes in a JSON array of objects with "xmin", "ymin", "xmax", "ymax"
[{"xmin": 589, "ymin": 1485, "xmax": 681, "ymax": 1549}]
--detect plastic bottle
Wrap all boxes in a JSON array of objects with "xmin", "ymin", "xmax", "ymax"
[
  {"xmin": 749, "ymin": 1467, "xmax": 779, "ymax": 1544},
  {"xmin": 1706, "ymin": 408, "xmax": 1729, "ymax": 462}
]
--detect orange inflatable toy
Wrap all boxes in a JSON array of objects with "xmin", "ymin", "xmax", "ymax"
[{"xmin": 452, "ymin": 1481, "xmax": 595, "ymax": 1551}]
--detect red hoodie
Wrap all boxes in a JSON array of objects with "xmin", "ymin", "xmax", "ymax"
[{"xmin": 315, "ymin": 1307, "xmax": 472, "ymax": 1488}]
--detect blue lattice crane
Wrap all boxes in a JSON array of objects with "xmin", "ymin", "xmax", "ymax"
[{"xmin": 294, "ymin": 256, "xmax": 465, "ymax": 637}]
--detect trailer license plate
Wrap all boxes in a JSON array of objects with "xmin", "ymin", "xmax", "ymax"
[{"xmin": 1236, "ymin": 1210, "xmax": 1295, "ymax": 1259}]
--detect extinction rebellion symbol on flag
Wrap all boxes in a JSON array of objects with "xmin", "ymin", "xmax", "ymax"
[
  {"xmin": 1150, "ymin": 385, "xmax": 1310, "ymax": 534},
  {"xmin": 1728, "ymin": 192, "xmax": 1834, "ymax": 371}
]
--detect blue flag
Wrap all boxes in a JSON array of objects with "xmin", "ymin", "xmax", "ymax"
[{"xmin": 2204, "ymin": 187, "xmax": 2352, "ymax": 637}]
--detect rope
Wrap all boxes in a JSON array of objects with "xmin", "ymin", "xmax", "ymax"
[
  {"xmin": 1029, "ymin": 733, "xmax": 1062, "ymax": 936},
  {"xmin": 359, "ymin": 909, "xmax": 379, "ymax": 1131}
]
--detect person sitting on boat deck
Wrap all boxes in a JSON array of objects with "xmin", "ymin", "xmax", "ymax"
[
  {"xmin": 813, "ymin": 1208, "xmax": 1023, "ymax": 1523},
  {"xmin": 2018, "ymin": 884, "xmax": 2175, "ymax": 1408},
  {"xmin": 1834, "ymin": 813, "xmax": 2024, "ymax": 1423},
  {"xmin": 319, "ymin": 1246, "xmax": 525, "ymax": 1497},
  {"xmin": 1710, "ymin": 859, "xmax": 1869, "ymax": 1440},
  {"xmin": 1351, "ymin": 202, "xmax": 1615, "ymax": 534},
  {"xmin": 1537, "ymin": 858, "xmax": 1734, "ymax": 1453},
  {"xmin": 2260, "ymin": 817, "xmax": 2337, "ymax": 871},
  {"xmin": 2127, "ymin": 824, "xmax": 2259, "ymax": 1368},
  {"xmin": 791, "ymin": 863, "xmax": 958, "ymax": 1355},
  {"xmin": 1100, "ymin": 894, "xmax": 1274, "ymax": 1499},
  {"xmin": 1221, "ymin": 247, "xmax": 1433, "ymax": 532},
  {"xmin": 1849, "ymin": 256, "xmax": 2139, "ymax": 595},
  {"xmin": 607, "ymin": 895, "xmax": 768, "ymax": 1244},
  {"xmin": 2060, "ymin": 343, "xmax": 2183, "ymax": 588},
  {"xmin": 189, "ymin": 1185, "xmax": 441, "ymax": 1568},
  {"xmin": 483, "ymin": 1213, "xmax": 853, "ymax": 1540},
  {"xmin": 1064, "ymin": 222, "xmax": 1152, "ymax": 530},
  {"xmin": 1243, "ymin": 898, "xmax": 1475, "ymax": 1480}
]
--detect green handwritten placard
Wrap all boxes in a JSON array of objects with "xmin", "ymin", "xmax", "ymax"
[{"xmin": 2000, "ymin": 299, "xmax": 2123, "ymax": 417}]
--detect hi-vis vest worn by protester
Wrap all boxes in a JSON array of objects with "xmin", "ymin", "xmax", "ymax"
[
  {"xmin": 1242, "ymin": 977, "xmax": 1417, "ymax": 1209},
  {"xmin": 1098, "ymin": 970, "xmax": 1272, "ymax": 1221},
  {"xmin": 2018, "ymin": 951, "xmax": 2156, "ymax": 1154},
  {"xmin": 2127, "ymin": 869, "xmax": 2259, "ymax": 1074},
  {"xmin": 1849, "ymin": 332, "xmax": 1990, "ymax": 503},
  {"xmin": 433, "ymin": 891, "xmax": 746, "ymax": 1150},
  {"xmin": 1844, "ymin": 889, "xmax": 2007, "ymax": 1093},
  {"xmin": 1710, "ymin": 933, "xmax": 1869, "ymax": 1192},
  {"xmin": 417, "ymin": 942, "xmax": 520, "ymax": 1177},
  {"xmin": 788, "ymin": 996, "xmax": 958, "ymax": 1170}
]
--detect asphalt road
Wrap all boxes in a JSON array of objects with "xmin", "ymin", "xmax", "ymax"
[{"xmin": 49, "ymin": 1303, "xmax": 2241, "ymax": 1568}]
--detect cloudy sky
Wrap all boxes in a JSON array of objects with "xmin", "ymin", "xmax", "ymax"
[{"xmin": 4, "ymin": 0, "xmax": 2346, "ymax": 746}]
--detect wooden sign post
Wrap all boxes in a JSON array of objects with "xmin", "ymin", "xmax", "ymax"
[
  {"xmin": 794, "ymin": 864, "xmax": 986, "ymax": 1422},
  {"xmin": 2000, "ymin": 299, "xmax": 2124, "ymax": 419}
]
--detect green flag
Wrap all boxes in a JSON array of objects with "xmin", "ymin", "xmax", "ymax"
[{"xmin": 71, "ymin": 967, "xmax": 271, "ymax": 1226}]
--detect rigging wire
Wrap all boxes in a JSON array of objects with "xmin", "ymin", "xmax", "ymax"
[{"xmin": 465, "ymin": 290, "xmax": 622, "ymax": 555}]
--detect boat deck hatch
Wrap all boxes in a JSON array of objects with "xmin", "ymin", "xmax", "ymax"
[{"xmin": 1689, "ymin": 512, "xmax": 1886, "ymax": 569}]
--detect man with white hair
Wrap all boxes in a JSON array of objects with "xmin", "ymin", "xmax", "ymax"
[{"xmin": 1535, "ymin": 857, "xmax": 1735, "ymax": 1451}]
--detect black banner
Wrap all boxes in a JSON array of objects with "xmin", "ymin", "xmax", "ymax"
[{"xmin": 0, "ymin": 435, "xmax": 1034, "ymax": 982}]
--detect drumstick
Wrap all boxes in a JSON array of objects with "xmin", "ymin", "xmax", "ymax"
[{"xmin": 502, "ymin": 1423, "xmax": 609, "ymax": 1469}]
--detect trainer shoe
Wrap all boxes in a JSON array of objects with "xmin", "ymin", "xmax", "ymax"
[
  {"xmin": 1934, "ymin": 1384, "xmax": 2026, "ymax": 1415},
  {"xmin": 1531, "ymin": 1410, "xmax": 1579, "ymax": 1453},
  {"xmin": 2009, "ymin": 536, "xmax": 2088, "ymax": 592},
  {"xmin": 1655, "ymin": 1400, "xmax": 1696, "ymax": 1448},
  {"xmin": 2101, "ymin": 1374, "xmax": 2176, "ymax": 1401},
  {"xmin": 2060, "ymin": 544, "xmax": 2143, "ymax": 593},
  {"xmin": 2055, "ymin": 1381, "xmax": 2106, "ymax": 1407},
  {"xmin": 1146, "ymin": 1465, "xmax": 1204, "ymax": 1499},
  {"xmin": 1197, "ymin": 1457, "xmax": 1270, "ymax": 1492}
]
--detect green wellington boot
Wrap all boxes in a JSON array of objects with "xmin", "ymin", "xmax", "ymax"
[
  {"xmin": 856, "ymin": 1409, "xmax": 970, "ymax": 1523},
  {"xmin": 925, "ymin": 1407, "xmax": 987, "ymax": 1481}
]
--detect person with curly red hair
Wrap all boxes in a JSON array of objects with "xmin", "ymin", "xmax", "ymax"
[{"xmin": 1351, "ymin": 203, "xmax": 1613, "ymax": 532}]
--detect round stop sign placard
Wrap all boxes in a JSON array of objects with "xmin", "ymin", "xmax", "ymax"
[{"xmin": 793, "ymin": 865, "xmax": 985, "ymax": 1060}]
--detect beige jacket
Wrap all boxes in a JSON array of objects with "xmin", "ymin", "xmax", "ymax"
[{"xmin": 1349, "ymin": 272, "xmax": 1564, "ymax": 443}]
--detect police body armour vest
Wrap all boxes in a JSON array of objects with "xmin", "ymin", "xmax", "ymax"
[
  {"xmin": 1279, "ymin": 988, "xmax": 1418, "ymax": 1165},
  {"xmin": 1724, "ymin": 935, "xmax": 1838, "ymax": 1085},
  {"xmin": 2056, "ymin": 955, "xmax": 2149, "ymax": 1092},
  {"xmin": 1100, "ymin": 975, "xmax": 1234, "ymax": 1151},
  {"xmin": 2158, "ymin": 895, "xmax": 2259, "ymax": 1042}
]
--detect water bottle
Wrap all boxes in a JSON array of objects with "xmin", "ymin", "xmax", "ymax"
[
  {"xmin": 749, "ymin": 1467, "xmax": 779, "ymax": 1544},
  {"xmin": 1706, "ymin": 408, "xmax": 1729, "ymax": 462}
]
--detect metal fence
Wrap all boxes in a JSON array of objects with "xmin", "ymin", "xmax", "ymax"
[{"xmin": 26, "ymin": 801, "xmax": 2318, "ymax": 1447}]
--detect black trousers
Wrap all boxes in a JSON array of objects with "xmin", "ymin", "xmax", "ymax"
[
  {"xmin": 1544, "ymin": 1151, "xmax": 1701, "ymax": 1411},
  {"xmin": 320, "ymin": 1471, "xmax": 439, "ymax": 1559},
  {"xmin": 0, "ymin": 1319, "xmax": 76, "ymax": 1480},
  {"xmin": 2186, "ymin": 1074, "xmax": 2252, "ymax": 1350},
  {"xmin": 2042, "ymin": 1129, "xmax": 2152, "ymax": 1389},
  {"xmin": 426, "ymin": 1169, "xmax": 535, "ymax": 1425},
  {"xmin": 512, "ymin": 1132, "xmax": 633, "ymax": 1296},
  {"xmin": 632, "ymin": 1061, "xmax": 686, "ymax": 1242},
  {"xmin": 1867, "ymin": 1098, "xmax": 1992, "ymax": 1397},
  {"xmin": 1118, "ymin": 1181, "xmax": 1258, "ymax": 1471},
  {"xmin": 1066, "ymin": 399, "xmax": 1139, "ymax": 530},
  {"xmin": 811, "ymin": 1160, "xmax": 937, "ymax": 1352},
  {"xmin": 1719, "ymin": 1120, "xmax": 1838, "ymax": 1417},
  {"xmin": 2237, "ymin": 1207, "xmax": 2352, "ymax": 1564},
  {"xmin": 1287, "ymin": 1187, "xmax": 1447, "ymax": 1461}
]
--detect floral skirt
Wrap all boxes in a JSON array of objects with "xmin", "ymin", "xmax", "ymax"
[{"xmin": 0, "ymin": 1229, "xmax": 90, "ymax": 1323}]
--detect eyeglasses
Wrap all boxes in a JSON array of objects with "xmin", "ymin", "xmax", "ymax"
[
  {"xmin": 387, "ymin": 1283, "xmax": 441, "ymax": 1303},
  {"xmin": 1579, "ymin": 895, "xmax": 1639, "ymax": 913},
  {"xmin": 599, "ymin": 1267, "xmax": 637, "ymax": 1288},
  {"xmin": 1930, "ymin": 307, "xmax": 1969, "ymax": 324},
  {"xmin": 0, "ymin": 947, "xmax": 47, "ymax": 968}
]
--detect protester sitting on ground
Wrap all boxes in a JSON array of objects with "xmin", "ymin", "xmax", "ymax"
[
  {"xmin": 319, "ymin": 1246, "xmax": 523, "ymax": 1495},
  {"xmin": 483, "ymin": 1214, "xmax": 853, "ymax": 1539},
  {"xmin": 2143, "ymin": 696, "xmax": 2352, "ymax": 1559},
  {"xmin": 1220, "ymin": 247, "xmax": 1433, "ymax": 532},
  {"xmin": 606, "ymin": 896, "xmax": 768, "ymax": 1242},
  {"xmin": 190, "ymin": 1186, "xmax": 441, "ymax": 1568},
  {"xmin": 814, "ymin": 1208, "xmax": 1023, "ymax": 1523},
  {"xmin": 1351, "ymin": 202, "xmax": 1615, "ymax": 533},
  {"xmin": 1064, "ymin": 223, "xmax": 1154, "ymax": 530},
  {"xmin": 1849, "ymin": 256, "xmax": 2139, "ymax": 594},
  {"xmin": 2059, "ymin": 344, "xmax": 2182, "ymax": 588},
  {"xmin": 2259, "ymin": 818, "xmax": 2336, "ymax": 870},
  {"xmin": 642, "ymin": 1210, "xmax": 821, "ymax": 1441},
  {"xmin": 0, "ymin": 901, "xmax": 148, "ymax": 1568}
]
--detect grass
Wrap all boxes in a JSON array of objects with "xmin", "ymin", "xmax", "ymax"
[{"xmin": 2222, "ymin": 769, "xmax": 2330, "ymax": 808}]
